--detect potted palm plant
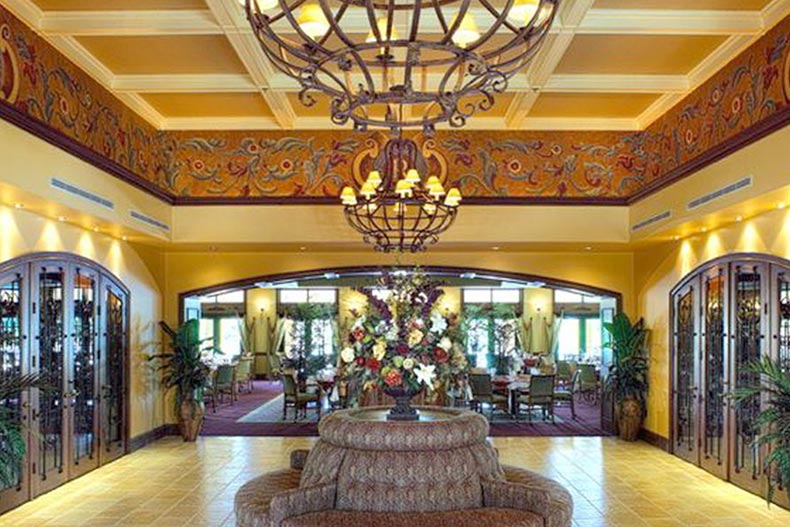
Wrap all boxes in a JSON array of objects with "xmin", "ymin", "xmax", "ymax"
[
  {"xmin": 733, "ymin": 357, "xmax": 790, "ymax": 505},
  {"xmin": 0, "ymin": 373, "xmax": 43, "ymax": 485},
  {"xmin": 604, "ymin": 313, "xmax": 649, "ymax": 441},
  {"xmin": 152, "ymin": 320, "xmax": 215, "ymax": 441}
]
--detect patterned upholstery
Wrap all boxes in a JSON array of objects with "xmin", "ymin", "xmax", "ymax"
[
  {"xmin": 281, "ymin": 508, "xmax": 544, "ymax": 527},
  {"xmin": 235, "ymin": 407, "xmax": 572, "ymax": 527}
]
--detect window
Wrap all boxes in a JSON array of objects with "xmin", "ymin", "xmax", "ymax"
[
  {"xmin": 462, "ymin": 288, "xmax": 521, "ymax": 370},
  {"xmin": 278, "ymin": 288, "xmax": 337, "ymax": 359},
  {"xmin": 195, "ymin": 290, "xmax": 246, "ymax": 362},
  {"xmin": 557, "ymin": 316, "xmax": 603, "ymax": 362}
]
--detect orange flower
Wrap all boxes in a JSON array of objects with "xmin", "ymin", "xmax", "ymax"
[{"xmin": 384, "ymin": 369, "xmax": 402, "ymax": 387}]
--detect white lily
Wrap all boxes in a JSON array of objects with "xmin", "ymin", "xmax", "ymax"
[
  {"xmin": 340, "ymin": 347, "xmax": 355, "ymax": 364},
  {"xmin": 438, "ymin": 336, "xmax": 452, "ymax": 352},
  {"xmin": 414, "ymin": 363, "xmax": 436, "ymax": 387}
]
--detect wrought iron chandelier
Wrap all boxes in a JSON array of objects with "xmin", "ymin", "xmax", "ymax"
[
  {"xmin": 244, "ymin": 0, "xmax": 558, "ymax": 132},
  {"xmin": 340, "ymin": 136, "xmax": 461, "ymax": 252}
]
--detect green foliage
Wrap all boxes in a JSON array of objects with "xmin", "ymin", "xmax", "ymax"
[
  {"xmin": 0, "ymin": 373, "xmax": 44, "ymax": 487},
  {"xmin": 463, "ymin": 303, "xmax": 521, "ymax": 375},
  {"xmin": 280, "ymin": 303, "xmax": 337, "ymax": 378},
  {"xmin": 604, "ymin": 313, "xmax": 649, "ymax": 413},
  {"xmin": 151, "ymin": 320, "xmax": 217, "ymax": 409},
  {"xmin": 732, "ymin": 357, "xmax": 790, "ymax": 505}
]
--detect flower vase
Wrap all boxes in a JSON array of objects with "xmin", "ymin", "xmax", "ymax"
[{"xmin": 383, "ymin": 386, "xmax": 420, "ymax": 421}]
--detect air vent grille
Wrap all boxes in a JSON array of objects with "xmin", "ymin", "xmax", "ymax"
[
  {"xmin": 688, "ymin": 176, "xmax": 752, "ymax": 210},
  {"xmin": 50, "ymin": 178, "xmax": 114, "ymax": 210},
  {"xmin": 632, "ymin": 210, "xmax": 671, "ymax": 232},
  {"xmin": 130, "ymin": 210, "xmax": 170, "ymax": 232}
]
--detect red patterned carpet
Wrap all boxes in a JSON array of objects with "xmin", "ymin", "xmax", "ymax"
[{"xmin": 200, "ymin": 381, "xmax": 608, "ymax": 437}]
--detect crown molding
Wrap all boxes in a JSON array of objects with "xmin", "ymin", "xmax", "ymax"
[
  {"xmin": 112, "ymin": 73, "xmax": 256, "ymax": 93},
  {"xmin": 579, "ymin": 9, "xmax": 763, "ymax": 35},
  {"xmin": 545, "ymin": 74, "xmax": 687, "ymax": 93},
  {"xmin": 521, "ymin": 117, "xmax": 640, "ymax": 131}
]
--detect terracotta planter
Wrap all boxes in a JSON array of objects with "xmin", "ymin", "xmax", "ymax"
[
  {"xmin": 617, "ymin": 398, "xmax": 642, "ymax": 442},
  {"xmin": 179, "ymin": 398, "xmax": 205, "ymax": 442}
]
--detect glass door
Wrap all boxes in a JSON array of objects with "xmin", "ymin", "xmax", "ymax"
[
  {"xmin": 769, "ymin": 266, "xmax": 790, "ymax": 508},
  {"xmin": 700, "ymin": 266, "xmax": 729, "ymax": 478},
  {"xmin": 728, "ymin": 263, "xmax": 768, "ymax": 495},
  {"xmin": 0, "ymin": 269, "xmax": 30, "ymax": 513},
  {"xmin": 66, "ymin": 267, "xmax": 99, "ymax": 478},
  {"xmin": 31, "ymin": 264, "xmax": 68, "ymax": 497},
  {"xmin": 99, "ymin": 281, "xmax": 126, "ymax": 463},
  {"xmin": 672, "ymin": 282, "xmax": 700, "ymax": 465}
]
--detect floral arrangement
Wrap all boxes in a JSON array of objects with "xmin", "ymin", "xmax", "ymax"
[{"xmin": 340, "ymin": 269, "xmax": 468, "ymax": 400}]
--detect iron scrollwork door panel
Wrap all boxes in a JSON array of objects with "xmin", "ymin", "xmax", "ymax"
[
  {"xmin": 699, "ymin": 266, "xmax": 729, "ymax": 479},
  {"xmin": 672, "ymin": 282, "xmax": 700, "ymax": 465},
  {"xmin": 31, "ymin": 265, "xmax": 68, "ymax": 497},
  {"xmin": 99, "ymin": 281, "xmax": 126, "ymax": 464},
  {"xmin": 66, "ymin": 266, "xmax": 100, "ymax": 478},
  {"xmin": 769, "ymin": 266, "xmax": 790, "ymax": 508},
  {"xmin": 0, "ymin": 268, "xmax": 30, "ymax": 513},
  {"xmin": 728, "ymin": 263, "xmax": 768, "ymax": 495}
]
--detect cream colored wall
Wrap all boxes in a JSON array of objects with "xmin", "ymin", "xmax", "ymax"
[
  {"xmin": 0, "ymin": 205, "xmax": 164, "ymax": 438},
  {"xmin": 636, "ymin": 206, "xmax": 790, "ymax": 438},
  {"xmin": 523, "ymin": 288, "xmax": 554, "ymax": 353}
]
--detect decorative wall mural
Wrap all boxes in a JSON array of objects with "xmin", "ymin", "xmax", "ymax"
[
  {"xmin": 0, "ymin": 4, "xmax": 790, "ymax": 203},
  {"xmin": 0, "ymin": 24, "xmax": 19, "ymax": 104}
]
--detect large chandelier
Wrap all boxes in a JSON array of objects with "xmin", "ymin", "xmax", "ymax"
[
  {"xmin": 244, "ymin": 0, "xmax": 558, "ymax": 132},
  {"xmin": 340, "ymin": 137, "xmax": 461, "ymax": 252}
]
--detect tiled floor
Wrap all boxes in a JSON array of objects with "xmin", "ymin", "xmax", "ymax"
[{"xmin": 2, "ymin": 435, "xmax": 789, "ymax": 527}]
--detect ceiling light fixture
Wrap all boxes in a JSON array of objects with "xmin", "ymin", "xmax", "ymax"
[
  {"xmin": 244, "ymin": 0, "xmax": 558, "ymax": 132},
  {"xmin": 341, "ymin": 137, "xmax": 461, "ymax": 252},
  {"xmin": 57, "ymin": 216, "xmax": 67, "ymax": 222},
  {"xmin": 778, "ymin": 201, "xmax": 787, "ymax": 210},
  {"xmin": 735, "ymin": 215, "xmax": 743, "ymax": 222},
  {"xmin": 13, "ymin": 203, "xmax": 24, "ymax": 209}
]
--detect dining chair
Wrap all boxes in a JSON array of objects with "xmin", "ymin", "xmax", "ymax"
[
  {"xmin": 553, "ymin": 370, "xmax": 578, "ymax": 419},
  {"xmin": 578, "ymin": 364, "xmax": 600, "ymax": 403},
  {"xmin": 468, "ymin": 373, "xmax": 508, "ymax": 419},
  {"xmin": 555, "ymin": 360, "xmax": 572, "ymax": 387},
  {"xmin": 282, "ymin": 373, "xmax": 321, "ymax": 422},
  {"xmin": 517, "ymin": 374, "xmax": 556, "ymax": 422},
  {"xmin": 213, "ymin": 364, "xmax": 236, "ymax": 407},
  {"xmin": 235, "ymin": 357, "xmax": 254, "ymax": 394}
]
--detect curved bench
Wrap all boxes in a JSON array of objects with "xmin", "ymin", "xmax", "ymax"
[{"xmin": 235, "ymin": 408, "xmax": 572, "ymax": 527}]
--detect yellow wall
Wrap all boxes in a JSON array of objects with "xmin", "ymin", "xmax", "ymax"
[
  {"xmin": 245, "ymin": 288, "xmax": 276, "ymax": 375},
  {"xmin": 0, "ymin": 205, "xmax": 165, "ymax": 438},
  {"xmin": 636, "ymin": 206, "xmax": 790, "ymax": 438},
  {"xmin": 523, "ymin": 288, "xmax": 554, "ymax": 353}
]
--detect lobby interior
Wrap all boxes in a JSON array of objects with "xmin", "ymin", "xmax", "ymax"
[{"xmin": 2, "ymin": 0, "xmax": 790, "ymax": 526}]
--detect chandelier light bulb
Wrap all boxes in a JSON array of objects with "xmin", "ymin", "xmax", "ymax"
[
  {"xmin": 451, "ymin": 13, "xmax": 481, "ymax": 48},
  {"xmin": 366, "ymin": 170, "xmax": 382, "ymax": 188},
  {"xmin": 429, "ymin": 182, "xmax": 446, "ymax": 198},
  {"xmin": 395, "ymin": 179, "xmax": 414, "ymax": 198},
  {"xmin": 507, "ymin": 0, "xmax": 540, "ymax": 26},
  {"xmin": 405, "ymin": 168, "xmax": 421, "ymax": 185},
  {"xmin": 297, "ymin": 4, "xmax": 330, "ymax": 40},
  {"xmin": 341, "ymin": 186, "xmax": 357, "ymax": 205},
  {"xmin": 425, "ymin": 176, "xmax": 441, "ymax": 188},
  {"xmin": 366, "ymin": 18, "xmax": 399, "ymax": 43},
  {"xmin": 360, "ymin": 181, "xmax": 377, "ymax": 199},
  {"xmin": 423, "ymin": 203, "xmax": 437, "ymax": 214},
  {"xmin": 444, "ymin": 188, "xmax": 462, "ymax": 207}
]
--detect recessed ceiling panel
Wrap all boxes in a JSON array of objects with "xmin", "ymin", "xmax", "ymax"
[
  {"xmin": 556, "ymin": 34, "xmax": 727, "ymax": 75},
  {"xmin": 76, "ymin": 35, "xmax": 246, "ymax": 75},
  {"xmin": 530, "ymin": 92, "xmax": 660, "ymax": 118},
  {"xmin": 594, "ymin": 0, "xmax": 769, "ymax": 9},
  {"xmin": 142, "ymin": 93, "xmax": 273, "ymax": 118},
  {"xmin": 35, "ymin": 0, "xmax": 205, "ymax": 9}
]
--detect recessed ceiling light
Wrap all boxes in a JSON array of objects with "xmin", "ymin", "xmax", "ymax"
[
  {"xmin": 57, "ymin": 216, "xmax": 67, "ymax": 222},
  {"xmin": 92, "ymin": 226, "xmax": 100, "ymax": 232},
  {"xmin": 735, "ymin": 215, "xmax": 743, "ymax": 222},
  {"xmin": 584, "ymin": 246, "xmax": 592, "ymax": 251},
  {"xmin": 14, "ymin": 203, "xmax": 24, "ymax": 209},
  {"xmin": 701, "ymin": 227, "xmax": 708, "ymax": 233},
  {"xmin": 778, "ymin": 202, "xmax": 786, "ymax": 210},
  {"xmin": 300, "ymin": 246, "xmax": 307, "ymax": 251},
  {"xmin": 121, "ymin": 235, "xmax": 128, "ymax": 241},
  {"xmin": 673, "ymin": 235, "xmax": 680, "ymax": 241},
  {"xmin": 491, "ymin": 246, "xmax": 500, "ymax": 251}
]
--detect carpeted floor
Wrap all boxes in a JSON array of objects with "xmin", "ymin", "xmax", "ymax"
[{"xmin": 200, "ymin": 380, "xmax": 609, "ymax": 437}]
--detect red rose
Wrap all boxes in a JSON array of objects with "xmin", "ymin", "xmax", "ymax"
[
  {"xmin": 396, "ymin": 343, "xmax": 409, "ymax": 356},
  {"xmin": 384, "ymin": 369, "xmax": 402, "ymax": 387},
  {"xmin": 355, "ymin": 356, "xmax": 365, "ymax": 366},
  {"xmin": 366, "ymin": 358, "xmax": 381, "ymax": 371},
  {"xmin": 434, "ymin": 348, "xmax": 449, "ymax": 363},
  {"xmin": 352, "ymin": 328, "xmax": 365, "ymax": 341}
]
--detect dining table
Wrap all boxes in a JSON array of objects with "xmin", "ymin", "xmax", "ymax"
[{"xmin": 492, "ymin": 374, "xmax": 532, "ymax": 416}]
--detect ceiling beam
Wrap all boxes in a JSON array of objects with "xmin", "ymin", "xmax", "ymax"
[
  {"xmin": 39, "ymin": 10, "xmax": 222, "ymax": 36},
  {"xmin": 578, "ymin": 9, "xmax": 763, "ymax": 35},
  {"xmin": 545, "ymin": 74, "xmax": 687, "ymax": 93},
  {"xmin": 113, "ymin": 74, "xmax": 256, "ymax": 93}
]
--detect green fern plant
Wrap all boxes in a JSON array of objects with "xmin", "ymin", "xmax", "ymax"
[
  {"xmin": 0, "ymin": 373, "xmax": 44, "ymax": 487},
  {"xmin": 732, "ymin": 357, "xmax": 790, "ymax": 505},
  {"xmin": 603, "ymin": 313, "xmax": 649, "ymax": 413}
]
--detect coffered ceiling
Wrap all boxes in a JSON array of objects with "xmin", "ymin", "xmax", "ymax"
[{"xmin": 3, "ymin": 0, "xmax": 790, "ymax": 131}]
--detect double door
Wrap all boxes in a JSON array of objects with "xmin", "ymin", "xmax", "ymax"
[
  {"xmin": 671, "ymin": 255, "xmax": 790, "ymax": 504},
  {"xmin": 0, "ymin": 255, "xmax": 128, "ymax": 513}
]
